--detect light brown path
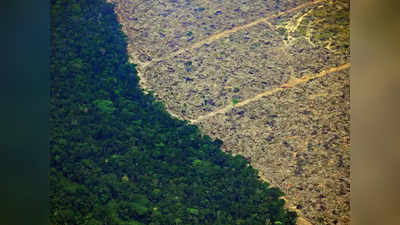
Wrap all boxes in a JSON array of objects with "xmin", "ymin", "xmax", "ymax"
[
  {"xmin": 191, "ymin": 63, "xmax": 350, "ymax": 123},
  {"xmin": 111, "ymin": 0, "xmax": 350, "ymax": 224},
  {"xmin": 140, "ymin": 0, "xmax": 327, "ymax": 69}
]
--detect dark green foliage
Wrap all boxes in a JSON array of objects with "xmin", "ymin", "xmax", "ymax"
[
  {"xmin": 232, "ymin": 98, "xmax": 240, "ymax": 105},
  {"xmin": 50, "ymin": 0, "xmax": 297, "ymax": 224},
  {"xmin": 94, "ymin": 99, "xmax": 115, "ymax": 113}
]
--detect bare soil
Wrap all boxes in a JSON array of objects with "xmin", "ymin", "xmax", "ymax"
[{"xmin": 109, "ymin": 0, "xmax": 350, "ymax": 224}]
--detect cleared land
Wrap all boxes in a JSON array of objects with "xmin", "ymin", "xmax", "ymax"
[{"xmin": 109, "ymin": 0, "xmax": 350, "ymax": 224}]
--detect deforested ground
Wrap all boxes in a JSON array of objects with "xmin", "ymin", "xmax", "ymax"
[{"xmin": 108, "ymin": 0, "xmax": 350, "ymax": 224}]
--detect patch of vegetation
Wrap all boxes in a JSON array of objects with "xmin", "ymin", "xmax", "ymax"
[
  {"xmin": 94, "ymin": 99, "xmax": 116, "ymax": 113},
  {"xmin": 232, "ymin": 98, "xmax": 240, "ymax": 105},
  {"xmin": 50, "ymin": 0, "xmax": 297, "ymax": 224},
  {"xmin": 296, "ymin": 0, "xmax": 350, "ymax": 52},
  {"xmin": 277, "ymin": 27, "xmax": 287, "ymax": 36}
]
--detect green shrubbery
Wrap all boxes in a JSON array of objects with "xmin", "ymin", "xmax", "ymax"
[
  {"xmin": 94, "ymin": 99, "xmax": 115, "ymax": 113},
  {"xmin": 50, "ymin": 0, "xmax": 297, "ymax": 224}
]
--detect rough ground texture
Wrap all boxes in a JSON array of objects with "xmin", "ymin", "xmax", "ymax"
[{"xmin": 108, "ymin": 0, "xmax": 350, "ymax": 224}]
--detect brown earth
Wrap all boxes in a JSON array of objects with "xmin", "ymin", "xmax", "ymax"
[{"xmin": 108, "ymin": 0, "xmax": 350, "ymax": 224}]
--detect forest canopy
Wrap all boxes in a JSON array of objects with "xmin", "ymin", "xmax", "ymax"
[{"xmin": 50, "ymin": 0, "xmax": 297, "ymax": 224}]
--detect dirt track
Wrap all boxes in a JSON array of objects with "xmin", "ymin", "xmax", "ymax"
[{"xmin": 109, "ymin": 0, "xmax": 350, "ymax": 224}]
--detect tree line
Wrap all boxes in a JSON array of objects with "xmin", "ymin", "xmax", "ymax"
[{"xmin": 50, "ymin": 0, "xmax": 297, "ymax": 224}]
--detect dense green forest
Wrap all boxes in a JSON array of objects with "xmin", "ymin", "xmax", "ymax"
[{"xmin": 50, "ymin": 0, "xmax": 297, "ymax": 224}]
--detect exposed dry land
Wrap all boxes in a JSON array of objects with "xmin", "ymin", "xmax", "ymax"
[{"xmin": 108, "ymin": 0, "xmax": 350, "ymax": 224}]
